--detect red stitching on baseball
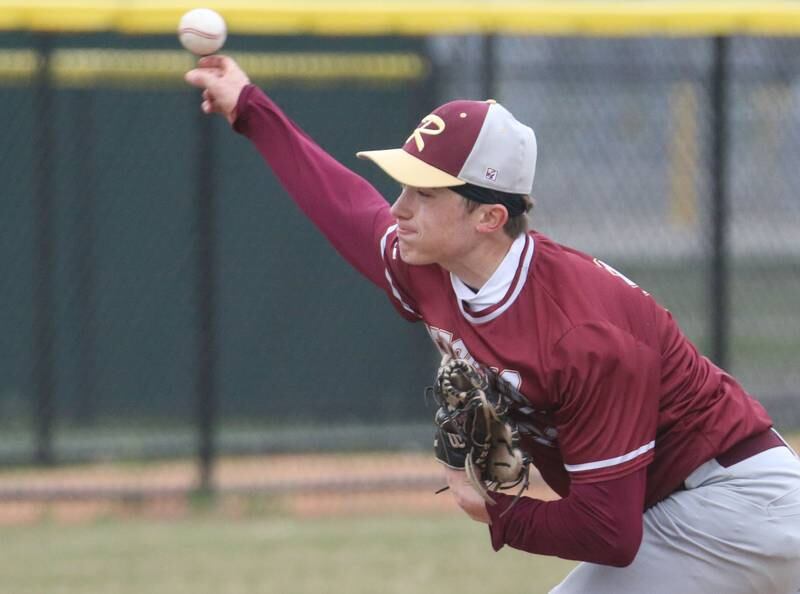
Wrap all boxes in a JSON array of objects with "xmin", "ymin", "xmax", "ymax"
[{"xmin": 179, "ymin": 28, "xmax": 221, "ymax": 40}]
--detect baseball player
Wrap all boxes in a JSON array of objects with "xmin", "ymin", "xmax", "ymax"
[{"xmin": 185, "ymin": 56, "xmax": 800, "ymax": 593}]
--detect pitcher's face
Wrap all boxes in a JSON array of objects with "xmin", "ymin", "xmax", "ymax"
[{"xmin": 389, "ymin": 186, "xmax": 480, "ymax": 267}]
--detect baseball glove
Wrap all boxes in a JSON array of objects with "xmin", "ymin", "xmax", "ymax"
[{"xmin": 431, "ymin": 356, "xmax": 530, "ymax": 508}]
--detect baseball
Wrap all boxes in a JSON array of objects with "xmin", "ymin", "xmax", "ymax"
[{"xmin": 178, "ymin": 8, "xmax": 227, "ymax": 56}]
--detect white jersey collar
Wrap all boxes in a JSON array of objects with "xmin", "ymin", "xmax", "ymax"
[{"xmin": 450, "ymin": 233, "xmax": 533, "ymax": 322}]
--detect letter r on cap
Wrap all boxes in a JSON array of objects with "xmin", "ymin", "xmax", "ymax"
[{"xmin": 407, "ymin": 114, "xmax": 446, "ymax": 152}]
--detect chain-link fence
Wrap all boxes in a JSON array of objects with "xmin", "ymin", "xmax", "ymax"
[
  {"xmin": 434, "ymin": 35, "xmax": 800, "ymax": 406},
  {"xmin": 0, "ymin": 30, "xmax": 798, "ymax": 502}
]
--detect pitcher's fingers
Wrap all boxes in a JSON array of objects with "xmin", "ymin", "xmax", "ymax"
[
  {"xmin": 197, "ymin": 55, "xmax": 232, "ymax": 71},
  {"xmin": 184, "ymin": 68, "xmax": 218, "ymax": 89},
  {"xmin": 201, "ymin": 99, "xmax": 213, "ymax": 114}
]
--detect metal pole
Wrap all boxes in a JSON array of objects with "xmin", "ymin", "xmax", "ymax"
[
  {"xmin": 414, "ymin": 41, "xmax": 438, "ymax": 123},
  {"xmin": 32, "ymin": 34, "xmax": 56, "ymax": 465},
  {"xmin": 709, "ymin": 36, "xmax": 730, "ymax": 370},
  {"xmin": 481, "ymin": 34, "xmax": 498, "ymax": 100},
  {"xmin": 74, "ymin": 88, "xmax": 97, "ymax": 425},
  {"xmin": 195, "ymin": 109, "xmax": 217, "ymax": 493}
]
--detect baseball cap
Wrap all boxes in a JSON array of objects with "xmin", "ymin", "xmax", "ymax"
[{"xmin": 357, "ymin": 99, "xmax": 537, "ymax": 196}]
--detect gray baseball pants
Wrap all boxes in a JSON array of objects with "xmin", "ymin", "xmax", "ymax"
[{"xmin": 550, "ymin": 439, "xmax": 800, "ymax": 594}]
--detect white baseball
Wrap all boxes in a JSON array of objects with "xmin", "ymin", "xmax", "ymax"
[{"xmin": 178, "ymin": 8, "xmax": 227, "ymax": 56}]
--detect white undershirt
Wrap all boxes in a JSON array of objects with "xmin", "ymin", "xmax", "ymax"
[{"xmin": 450, "ymin": 233, "xmax": 528, "ymax": 310}]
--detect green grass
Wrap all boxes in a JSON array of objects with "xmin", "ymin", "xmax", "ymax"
[{"xmin": 1, "ymin": 513, "xmax": 577, "ymax": 594}]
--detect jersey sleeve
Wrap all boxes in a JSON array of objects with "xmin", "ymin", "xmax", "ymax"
[
  {"xmin": 487, "ymin": 468, "xmax": 646, "ymax": 565},
  {"xmin": 521, "ymin": 437, "xmax": 571, "ymax": 498},
  {"xmin": 548, "ymin": 322, "xmax": 660, "ymax": 484},
  {"xmin": 233, "ymin": 84, "xmax": 396, "ymax": 290}
]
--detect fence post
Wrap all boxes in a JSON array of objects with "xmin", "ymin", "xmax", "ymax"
[
  {"xmin": 32, "ymin": 34, "xmax": 56, "ymax": 465},
  {"xmin": 709, "ymin": 36, "xmax": 730, "ymax": 370},
  {"xmin": 195, "ymin": 108, "xmax": 217, "ymax": 493},
  {"xmin": 74, "ymin": 88, "xmax": 98, "ymax": 426},
  {"xmin": 414, "ymin": 42, "xmax": 438, "ymax": 124},
  {"xmin": 481, "ymin": 34, "xmax": 498, "ymax": 100}
]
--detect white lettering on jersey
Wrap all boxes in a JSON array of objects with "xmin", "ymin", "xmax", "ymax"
[
  {"xmin": 451, "ymin": 339, "xmax": 473, "ymax": 363},
  {"xmin": 425, "ymin": 324, "xmax": 522, "ymax": 390},
  {"xmin": 498, "ymin": 369, "xmax": 522, "ymax": 390},
  {"xmin": 426, "ymin": 324, "xmax": 559, "ymax": 447},
  {"xmin": 426, "ymin": 325, "xmax": 456, "ymax": 358},
  {"xmin": 593, "ymin": 258, "xmax": 650, "ymax": 296}
]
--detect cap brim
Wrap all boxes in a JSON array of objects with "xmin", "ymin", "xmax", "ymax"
[{"xmin": 356, "ymin": 148, "xmax": 465, "ymax": 188}]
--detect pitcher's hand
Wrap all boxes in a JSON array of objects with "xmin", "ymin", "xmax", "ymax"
[
  {"xmin": 185, "ymin": 55, "xmax": 250, "ymax": 124},
  {"xmin": 445, "ymin": 466, "xmax": 491, "ymax": 524}
]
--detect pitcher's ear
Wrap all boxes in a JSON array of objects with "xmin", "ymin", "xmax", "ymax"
[{"xmin": 475, "ymin": 204, "xmax": 509, "ymax": 234}]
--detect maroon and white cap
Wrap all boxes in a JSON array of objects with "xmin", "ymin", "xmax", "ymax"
[{"xmin": 357, "ymin": 99, "xmax": 536, "ymax": 195}]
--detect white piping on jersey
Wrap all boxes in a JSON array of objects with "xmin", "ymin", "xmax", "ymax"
[
  {"xmin": 380, "ymin": 224, "xmax": 421, "ymax": 318},
  {"xmin": 772, "ymin": 428, "xmax": 799, "ymax": 458},
  {"xmin": 450, "ymin": 233, "xmax": 534, "ymax": 324},
  {"xmin": 564, "ymin": 440, "xmax": 655, "ymax": 473}
]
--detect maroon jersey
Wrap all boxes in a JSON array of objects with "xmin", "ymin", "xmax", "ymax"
[
  {"xmin": 234, "ymin": 85, "xmax": 772, "ymax": 510},
  {"xmin": 382, "ymin": 227, "xmax": 773, "ymax": 506}
]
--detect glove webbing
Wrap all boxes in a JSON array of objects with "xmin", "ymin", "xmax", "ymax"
[{"xmin": 488, "ymin": 372, "xmax": 551, "ymax": 443}]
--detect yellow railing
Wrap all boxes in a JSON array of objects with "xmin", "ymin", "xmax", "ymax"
[
  {"xmin": 0, "ymin": 50, "xmax": 427, "ymax": 86},
  {"xmin": 1, "ymin": 2, "xmax": 800, "ymax": 36}
]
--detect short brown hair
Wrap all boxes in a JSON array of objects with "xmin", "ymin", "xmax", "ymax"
[{"xmin": 463, "ymin": 195, "xmax": 534, "ymax": 239}]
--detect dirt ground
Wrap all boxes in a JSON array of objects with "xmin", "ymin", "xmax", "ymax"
[
  {"xmin": 0, "ymin": 452, "xmax": 556, "ymax": 524},
  {"xmin": 1, "ymin": 436, "xmax": 797, "ymax": 525}
]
